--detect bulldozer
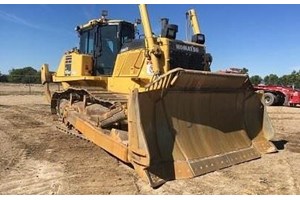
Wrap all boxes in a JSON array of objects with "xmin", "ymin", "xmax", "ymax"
[{"xmin": 41, "ymin": 4, "xmax": 277, "ymax": 187}]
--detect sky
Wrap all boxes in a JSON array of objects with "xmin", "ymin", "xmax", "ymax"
[{"xmin": 0, "ymin": 3, "xmax": 300, "ymax": 77}]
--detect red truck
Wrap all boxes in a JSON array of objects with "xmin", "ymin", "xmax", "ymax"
[{"xmin": 254, "ymin": 85, "xmax": 300, "ymax": 107}]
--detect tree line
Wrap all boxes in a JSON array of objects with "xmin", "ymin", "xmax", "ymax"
[
  {"xmin": 0, "ymin": 66, "xmax": 300, "ymax": 88},
  {"xmin": 250, "ymin": 70, "xmax": 300, "ymax": 88},
  {"xmin": 0, "ymin": 67, "xmax": 41, "ymax": 84}
]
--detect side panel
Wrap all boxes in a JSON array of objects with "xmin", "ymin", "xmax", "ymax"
[
  {"xmin": 55, "ymin": 52, "xmax": 93, "ymax": 77},
  {"xmin": 113, "ymin": 49, "xmax": 145, "ymax": 77}
]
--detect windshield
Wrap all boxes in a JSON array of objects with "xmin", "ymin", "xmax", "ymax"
[{"xmin": 79, "ymin": 22, "xmax": 135, "ymax": 75}]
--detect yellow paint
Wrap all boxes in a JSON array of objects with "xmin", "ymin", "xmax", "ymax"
[
  {"xmin": 187, "ymin": 9, "xmax": 201, "ymax": 34},
  {"xmin": 56, "ymin": 51, "xmax": 93, "ymax": 77}
]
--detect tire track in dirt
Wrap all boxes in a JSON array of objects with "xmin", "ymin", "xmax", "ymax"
[
  {"xmin": 0, "ymin": 157, "xmax": 65, "ymax": 194},
  {"xmin": 268, "ymin": 106, "xmax": 300, "ymax": 154},
  {"xmin": 57, "ymin": 143, "xmax": 138, "ymax": 194},
  {"xmin": 0, "ymin": 98, "xmax": 138, "ymax": 194},
  {"xmin": 284, "ymin": 132, "xmax": 300, "ymax": 153},
  {"xmin": 0, "ymin": 102, "xmax": 66, "ymax": 194}
]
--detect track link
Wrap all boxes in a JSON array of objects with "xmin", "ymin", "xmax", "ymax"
[{"xmin": 56, "ymin": 123, "xmax": 89, "ymax": 142}]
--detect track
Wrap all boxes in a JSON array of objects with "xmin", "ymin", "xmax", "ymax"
[
  {"xmin": 70, "ymin": 86, "xmax": 128, "ymax": 103},
  {"xmin": 56, "ymin": 123, "xmax": 88, "ymax": 141}
]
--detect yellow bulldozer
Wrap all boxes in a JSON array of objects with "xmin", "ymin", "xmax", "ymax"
[{"xmin": 41, "ymin": 4, "xmax": 277, "ymax": 187}]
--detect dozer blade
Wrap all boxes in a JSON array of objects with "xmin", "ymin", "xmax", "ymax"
[{"xmin": 128, "ymin": 68, "xmax": 277, "ymax": 186}]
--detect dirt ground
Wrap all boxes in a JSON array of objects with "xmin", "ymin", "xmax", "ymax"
[{"xmin": 0, "ymin": 84, "xmax": 299, "ymax": 194}]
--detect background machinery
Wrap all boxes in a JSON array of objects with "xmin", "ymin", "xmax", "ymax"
[
  {"xmin": 217, "ymin": 68, "xmax": 300, "ymax": 107},
  {"xmin": 41, "ymin": 4, "xmax": 277, "ymax": 187},
  {"xmin": 254, "ymin": 85, "xmax": 300, "ymax": 107}
]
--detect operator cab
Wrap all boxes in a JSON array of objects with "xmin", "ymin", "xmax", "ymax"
[{"xmin": 76, "ymin": 19, "xmax": 135, "ymax": 75}]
